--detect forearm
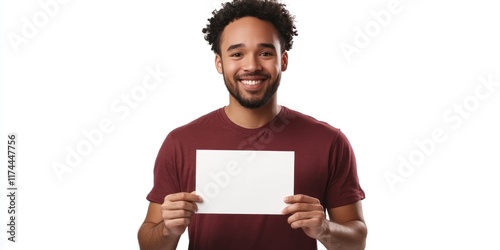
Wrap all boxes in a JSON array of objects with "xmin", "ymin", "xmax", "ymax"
[
  {"xmin": 317, "ymin": 220, "xmax": 367, "ymax": 250},
  {"xmin": 138, "ymin": 221, "xmax": 180, "ymax": 250}
]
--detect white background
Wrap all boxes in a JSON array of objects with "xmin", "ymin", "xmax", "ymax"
[{"xmin": 1, "ymin": 0, "xmax": 499, "ymax": 249}]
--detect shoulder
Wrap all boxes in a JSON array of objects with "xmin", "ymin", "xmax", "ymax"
[
  {"xmin": 177, "ymin": 108, "xmax": 221, "ymax": 129},
  {"xmin": 281, "ymin": 106, "xmax": 354, "ymax": 149},
  {"xmin": 282, "ymin": 106, "xmax": 342, "ymax": 138},
  {"xmin": 168, "ymin": 108, "xmax": 223, "ymax": 139}
]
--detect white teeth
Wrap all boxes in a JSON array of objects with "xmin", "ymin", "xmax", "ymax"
[{"xmin": 241, "ymin": 80, "xmax": 262, "ymax": 85}]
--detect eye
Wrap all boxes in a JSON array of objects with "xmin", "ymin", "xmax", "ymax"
[
  {"xmin": 230, "ymin": 52, "xmax": 242, "ymax": 57},
  {"xmin": 260, "ymin": 51, "xmax": 274, "ymax": 57}
]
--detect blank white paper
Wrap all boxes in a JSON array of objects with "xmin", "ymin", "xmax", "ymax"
[{"xmin": 196, "ymin": 150, "xmax": 295, "ymax": 214}]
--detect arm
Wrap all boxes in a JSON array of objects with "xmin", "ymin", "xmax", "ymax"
[
  {"xmin": 320, "ymin": 201, "xmax": 367, "ymax": 249},
  {"xmin": 283, "ymin": 195, "xmax": 367, "ymax": 250},
  {"xmin": 138, "ymin": 193, "xmax": 202, "ymax": 250},
  {"xmin": 138, "ymin": 202, "xmax": 180, "ymax": 250}
]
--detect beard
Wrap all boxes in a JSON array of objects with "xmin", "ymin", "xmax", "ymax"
[{"xmin": 222, "ymin": 70, "xmax": 281, "ymax": 109}]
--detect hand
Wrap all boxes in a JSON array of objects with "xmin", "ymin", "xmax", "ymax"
[
  {"xmin": 161, "ymin": 192, "xmax": 202, "ymax": 236},
  {"xmin": 282, "ymin": 194, "xmax": 328, "ymax": 239}
]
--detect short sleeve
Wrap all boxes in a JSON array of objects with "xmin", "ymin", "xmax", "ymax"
[
  {"xmin": 146, "ymin": 132, "xmax": 182, "ymax": 204},
  {"xmin": 325, "ymin": 130, "xmax": 365, "ymax": 208}
]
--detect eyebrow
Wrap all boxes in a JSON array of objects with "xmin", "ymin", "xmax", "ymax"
[{"xmin": 226, "ymin": 43, "xmax": 276, "ymax": 52}]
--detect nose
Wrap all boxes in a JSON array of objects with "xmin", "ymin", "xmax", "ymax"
[{"xmin": 242, "ymin": 54, "xmax": 263, "ymax": 72}]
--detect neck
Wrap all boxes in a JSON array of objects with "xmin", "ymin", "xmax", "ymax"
[{"xmin": 224, "ymin": 96, "xmax": 281, "ymax": 129}]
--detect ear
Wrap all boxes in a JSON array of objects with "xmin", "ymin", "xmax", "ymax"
[
  {"xmin": 215, "ymin": 54, "xmax": 223, "ymax": 74},
  {"xmin": 281, "ymin": 51, "xmax": 288, "ymax": 72}
]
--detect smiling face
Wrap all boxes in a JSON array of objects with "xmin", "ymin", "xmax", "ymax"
[{"xmin": 215, "ymin": 16, "xmax": 288, "ymax": 109}]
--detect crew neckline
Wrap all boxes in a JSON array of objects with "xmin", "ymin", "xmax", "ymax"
[{"xmin": 217, "ymin": 106, "xmax": 288, "ymax": 135}]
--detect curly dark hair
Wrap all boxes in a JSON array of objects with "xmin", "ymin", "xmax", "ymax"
[{"xmin": 202, "ymin": 0, "xmax": 298, "ymax": 55}]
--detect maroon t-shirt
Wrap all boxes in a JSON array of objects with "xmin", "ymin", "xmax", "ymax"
[{"xmin": 147, "ymin": 106, "xmax": 365, "ymax": 250}]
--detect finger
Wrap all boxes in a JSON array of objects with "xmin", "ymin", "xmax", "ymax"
[
  {"xmin": 163, "ymin": 217, "xmax": 192, "ymax": 228},
  {"xmin": 163, "ymin": 192, "xmax": 202, "ymax": 211},
  {"xmin": 163, "ymin": 208, "xmax": 195, "ymax": 219},
  {"xmin": 286, "ymin": 210, "xmax": 324, "ymax": 224},
  {"xmin": 282, "ymin": 202, "xmax": 323, "ymax": 215},
  {"xmin": 289, "ymin": 216, "xmax": 325, "ymax": 229},
  {"xmin": 165, "ymin": 192, "xmax": 203, "ymax": 203},
  {"xmin": 163, "ymin": 200, "xmax": 199, "ymax": 212},
  {"xmin": 284, "ymin": 194, "xmax": 320, "ymax": 204}
]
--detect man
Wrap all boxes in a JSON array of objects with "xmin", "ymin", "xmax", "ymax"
[{"xmin": 138, "ymin": 0, "xmax": 367, "ymax": 249}]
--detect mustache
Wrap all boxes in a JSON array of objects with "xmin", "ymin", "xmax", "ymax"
[{"xmin": 235, "ymin": 72, "xmax": 271, "ymax": 80}]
